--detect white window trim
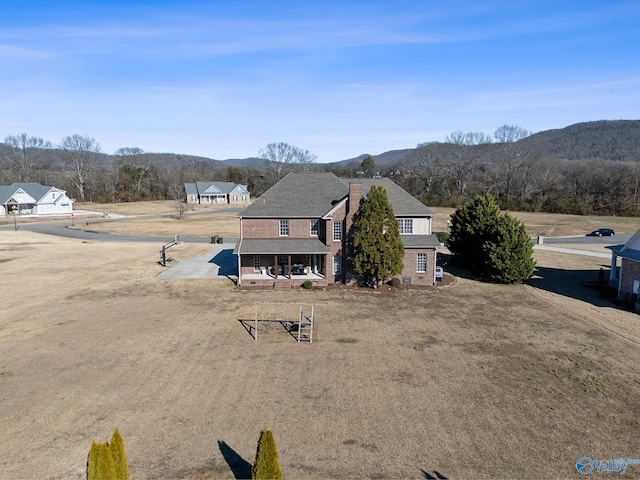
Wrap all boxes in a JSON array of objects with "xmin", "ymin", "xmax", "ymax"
[
  {"xmin": 333, "ymin": 221, "xmax": 342, "ymax": 241},
  {"xmin": 399, "ymin": 218, "xmax": 413, "ymax": 235},
  {"xmin": 333, "ymin": 254, "xmax": 342, "ymax": 275},
  {"xmin": 416, "ymin": 253, "xmax": 427, "ymax": 273},
  {"xmin": 279, "ymin": 220, "xmax": 289, "ymax": 237},
  {"xmin": 310, "ymin": 220, "xmax": 319, "ymax": 236}
]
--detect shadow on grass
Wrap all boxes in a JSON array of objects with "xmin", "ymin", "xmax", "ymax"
[
  {"xmin": 421, "ymin": 468, "xmax": 448, "ymax": 479},
  {"xmin": 527, "ymin": 264, "xmax": 629, "ymax": 310},
  {"xmin": 440, "ymin": 252, "xmax": 629, "ymax": 312},
  {"xmin": 218, "ymin": 440, "xmax": 252, "ymax": 479}
]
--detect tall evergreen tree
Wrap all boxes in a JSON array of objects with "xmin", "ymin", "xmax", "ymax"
[
  {"xmin": 481, "ymin": 213, "xmax": 536, "ymax": 283},
  {"xmin": 447, "ymin": 193, "xmax": 501, "ymax": 271},
  {"xmin": 352, "ymin": 185, "xmax": 404, "ymax": 287},
  {"xmin": 252, "ymin": 429, "xmax": 283, "ymax": 480},
  {"xmin": 448, "ymin": 193, "xmax": 535, "ymax": 283}
]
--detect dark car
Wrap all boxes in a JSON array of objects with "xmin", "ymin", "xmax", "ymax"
[{"xmin": 587, "ymin": 228, "xmax": 615, "ymax": 237}]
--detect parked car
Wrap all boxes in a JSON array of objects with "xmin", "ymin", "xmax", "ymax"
[
  {"xmin": 587, "ymin": 228, "xmax": 615, "ymax": 237},
  {"xmin": 435, "ymin": 266, "xmax": 443, "ymax": 280}
]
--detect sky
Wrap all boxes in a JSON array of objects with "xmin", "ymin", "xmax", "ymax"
[{"xmin": 1, "ymin": 1, "xmax": 639, "ymax": 163}]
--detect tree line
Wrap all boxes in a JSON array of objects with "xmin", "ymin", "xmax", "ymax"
[{"xmin": 1, "ymin": 126, "xmax": 638, "ymax": 216}]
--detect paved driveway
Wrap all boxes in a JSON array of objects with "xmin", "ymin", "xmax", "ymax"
[{"xmin": 157, "ymin": 243, "xmax": 238, "ymax": 279}]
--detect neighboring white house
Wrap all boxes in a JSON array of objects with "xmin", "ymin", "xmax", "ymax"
[
  {"xmin": 0, "ymin": 183, "xmax": 74, "ymax": 217},
  {"xmin": 183, "ymin": 181, "xmax": 251, "ymax": 205},
  {"xmin": 608, "ymin": 230, "xmax": 640, "ymax": 313}
]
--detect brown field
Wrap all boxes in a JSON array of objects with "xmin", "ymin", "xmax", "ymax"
[
  {"xmin": 7, "ymin": 200, "xmax": 629, "ymax": 239},
  {"xmin": 1, "ymin": 206, "xmax": 640, "ymax": 479}
]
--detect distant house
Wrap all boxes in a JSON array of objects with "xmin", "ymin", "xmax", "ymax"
[
  {"xmin": 608, "ymin": 230, "xmax": 640, "ymax": 312},
  {"xmin": 234, "ymin": 172, "xmax": 439, "ymax": 289},
  {"xmin": 183, "ymin": 182, "xmax": 250, "ymax": 205},
  {"xmin": 0, "ymin": 183, "xmax": 74, "ymax": 217}
]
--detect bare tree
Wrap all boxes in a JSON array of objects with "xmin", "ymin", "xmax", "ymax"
[
  {"xmin": 168, "ymin": 184, "xmax": 187, "ymax": 219},
  {"xmin": 405, "ymin": 145, "xmax": 443, "ymax": 199},
  {"xmin": 114, "ymin": 147, "xmax": 144, "ymax": 156},
  {"xmin": 440, "ymin": 131, "xmax": 492, "ymax": 198},
  {"xmin": 488, "ymin": 125, "xmax": 534, "ymax": 204},
  {"xmin": 59, "ymin": 134, "xmax": 101, "ymax": 202},
  {"xmin": 1, "ymin": 133, "xmax": 52, "ymax": 183},
  {"xmin": 258, "ymin": 142, "xmax": 317, "ymax": 181}
]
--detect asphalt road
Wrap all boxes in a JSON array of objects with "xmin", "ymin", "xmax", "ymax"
[{"xmin": 541, "ymin": 233, "xmax": 631, "ymax": 246}]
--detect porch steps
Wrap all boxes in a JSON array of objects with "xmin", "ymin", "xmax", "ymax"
[{"xmin": 273, "ymin": 279, "xmax": 291, "ymax": 290}]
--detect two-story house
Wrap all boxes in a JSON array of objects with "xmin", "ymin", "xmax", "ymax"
[{"xmin": 234, "ymin": 172, "xmax": 439, "ymax": 289}]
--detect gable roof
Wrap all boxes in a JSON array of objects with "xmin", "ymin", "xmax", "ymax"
[
  {"xmin": 613, "ymin": 229, "xmax": 640, "ymax": 262},
  {"xmin": 240, "ymin": 173, "xmax": 349, "ymax": 218},
  {"xmin": 185, "ymin": 181, "xmax": 250, "ymax": 196},
  {"xmin": 341, "ymin": 177, "xmax": 434, "ymax": 217},
  {"xmin": 0, "ymin": 183, "xmax": 59, "ymax": 203},
  {"xmin": 239, "ymin": 172, "xmax": 435, "ymax": 218}
]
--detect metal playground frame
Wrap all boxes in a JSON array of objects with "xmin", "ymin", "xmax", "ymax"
[{"xmin": 251, "ymin": 303, "xmax": 314, "ymax": 343}]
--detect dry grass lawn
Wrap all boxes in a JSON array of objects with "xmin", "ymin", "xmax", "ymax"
[{"xmin": 1, "ymin": 225, "xmax": 639, "ymax": 479}]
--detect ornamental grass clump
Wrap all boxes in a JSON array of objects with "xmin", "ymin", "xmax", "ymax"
[
  {"xmin": 252, "ymin": 429, "xmax": 283, "ymax": 480},
  {"xmin": 86, "ymin": 429, "xmax": 130, "ymax": 480}
]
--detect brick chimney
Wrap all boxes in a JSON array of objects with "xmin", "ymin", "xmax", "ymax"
[{"xmin": 346, "ymin": 182, "xmax": 362, "ymax": 231}]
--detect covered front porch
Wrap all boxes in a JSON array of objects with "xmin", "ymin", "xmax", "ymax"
[{"xmin": 234, "ymin": 238, "xmax": 331, "ymax": 288}]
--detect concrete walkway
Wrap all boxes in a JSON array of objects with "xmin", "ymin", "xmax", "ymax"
[{"xmin": 156, "ymin": 243, "xmax": 238, "ymax": 279}]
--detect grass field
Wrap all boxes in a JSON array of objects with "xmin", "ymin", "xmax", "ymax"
[
  {"xmin": 14, "ymin": 201, "xmax": 631, "ymax": 239},
  {"xmin": 1, "ymin": 204, "xmax": 640, "ymax": 479}
]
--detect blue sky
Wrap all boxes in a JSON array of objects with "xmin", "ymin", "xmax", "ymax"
[{"xmin": 1, "ymin": 1, "xmax": 639, "ymax": 162}]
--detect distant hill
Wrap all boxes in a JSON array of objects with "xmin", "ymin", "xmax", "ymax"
[
  {"xmin": 335, "ymin": 120, "xmax": 640, "ymax": 170},
  {"xmin": 1, "ymin": 120, "xmax": 638, "ymax": 171}
]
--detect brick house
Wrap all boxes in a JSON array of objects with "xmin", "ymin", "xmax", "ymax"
[
  {"xmin": 184, "ymin": 181, "xmax": 250, "ymax": 205},
  {"xmin": 233, "ymin": 172, "xmax": 439, "ymax": 289},
  {"xmin": 608, "ymin": 229, "xmax": 640, "ymax": 312}
]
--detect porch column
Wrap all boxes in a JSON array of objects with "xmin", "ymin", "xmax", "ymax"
[
  {"xmin": 274, "ymin": 255, "xmax": 278, "ymax": 279},
  {"xmin": 609, "ymin": 253, "xmax": 618, "ymax": 282},
  {"xmin": 288, "ymin": 255, "xmax": 292, "ymax": 280}
]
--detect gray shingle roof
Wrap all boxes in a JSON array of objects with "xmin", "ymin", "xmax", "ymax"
[
  {"xmin": 240, "ymin": 173, "xmax": 349, "ymax": 218},
  {"xmin": 184, "ymin": 181, "xmax": 247, "ymax": 196},
  {"xmin": 0, "ymin": 183, "xmax": 55, "ymax": 203},
  {"xmin": 234, "ymin": 238, "xmax": 332, "ymax": 255},
  {"xmin": 341, "ymin": 178, "xmax": 435, "ymax": 217},
  {"xmin": 239, "ymin": 172, "xmax": 434, "ymax": 218},
  {"xmin": 401, "ymin": 234, "xmax": 441, "ymax": 249}
]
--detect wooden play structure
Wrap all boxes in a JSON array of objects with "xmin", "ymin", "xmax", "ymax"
[{"xmin": 251, "ymin": 303, "xmax": 314, "ymax": 343}]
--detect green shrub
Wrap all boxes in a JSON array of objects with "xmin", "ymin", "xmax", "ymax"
[
  {"xmin": 390, "ymin": 277, "xmax": 402, "ymax": 288},
  {"xmin": 434, "ymin": 231, "xmax": 449, "ymax": 244},
  {"xmin": 87, "ymin": 441, "xmax": 116, "ymax": 480},
  {"xmin": 109, "ymin": 429, "xmax": 130, "ymax": 480},
  {"xmin": 302, "ymin": 280, "xmax": 313, "ymax": 289},
  {"xmin": 252, "ymin": 429, "xmax": 283, "ymax": 480},
  {"xmin": 87, "ymin": 429, "xmax": 129, "ymax": 480}
]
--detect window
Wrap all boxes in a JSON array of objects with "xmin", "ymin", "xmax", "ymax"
[
  {"xmin": 310, "ymin": 220, "xmax": 319, "ymax": 236},
  {"xmin": 416, "ymin": 253, "xmax": 427, "ymax": 273},
  {"xmin": 333, "ymin": 221, "xmax": 342, "ymax": 241},
  {"xmin": 398, "ymin": 218, "xmax": 413, "ymax": 234},
  {"xmin": 253, "ymin": 255, "xmax": 261, "ymax": 272},
  {"xmin": 279, "ymin": 220, "xmax": 289, "ymax": 236},
  {"xmin": 333, "ymin": 254, "xmax": 342, "ymax": 275}
]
